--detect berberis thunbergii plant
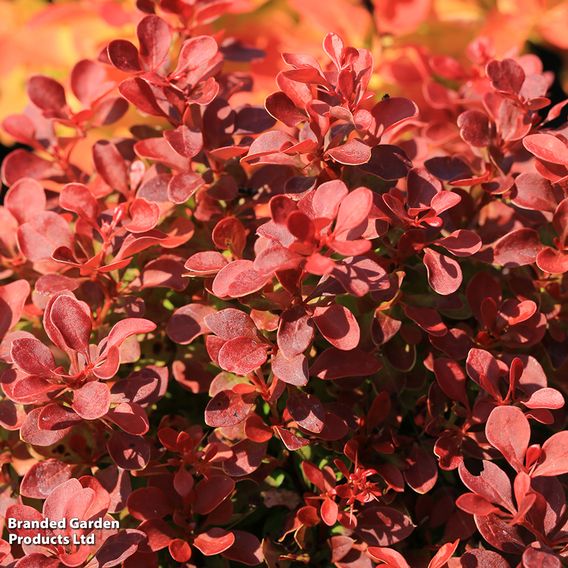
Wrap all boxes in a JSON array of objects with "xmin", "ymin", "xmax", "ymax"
[{"xmin": 1, "ymin": 1, "xmax": 568, "ymax": 566}]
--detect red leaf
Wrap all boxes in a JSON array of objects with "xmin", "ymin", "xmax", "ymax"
[
  {"xmin": 271, "ymin": 351, "xmax": 308, "ymax": 386},
  {"xmin": 2, "ymin": 149, "xmax": 58, "ymax": 185},
  {"xmin": 138, "ymin": 518, "xmax": 175, "ymax": 551},
  {"xmin": 124, "ymin": 198, "xmax": 160, "ymax": 233},
  {"xmin": 455, "ymin": 493, "xmax": 499, "ymax": 515},
  {"xmin": 167, "ymin": 172, "xmax": 204, "ymax": 204},
  {"xmin": 127, "ymin": 487, "xmax": 173, "ymax": 520},
  {"xmin": 60, "ymin": 183, "xmax": 98, "ymax": 221},
  {"xmin": 321, "ymin": 497, "xmax": 339, "ymax": 526},
  {"xmin": 92, "ymin": 97, "xmax": 129, "ymax": 127},
  {"xmin": 311, "ymin": 179, "xmax": 349, "ymax": 220},
  {"xmin": 403, "ymin": 446, "xmax": 438, "ymax": 494},
  {"xmin": 27, "ymin": 75, "xmax": 67, "ymax": 113},
  {"xmin": 356, "ymin": 506, "xmax": 414, "ymax": 546},
  {"xmin": 164, "ymin": 125, "xmax": 203, "ymax": 158},
  {"xmin": 221, "ymin": 531, "xmax": 264, "ymax": 566},
  {"xmin": 552, "ymin": 198, "xmax": 568, "ymax": 246},
  {"xmin": 305, "ymin": 252, "xmax": 335, "ymax": 275},
  {"xmin": 93, "ymin": 345, "xmax": 120, "ymax": 380},
  {"xmin": 433, "ymin": 358, "xmax": 468, "ymax": 407},
  {"xmin": 72, "ymin": 382, "xmax": 111, "ymax": 420},
  {"xmin": 111, "ymin": 365, "xmax": 168, "ymax": 406},
  {"xmin": 47, "ymin": 294, "xmax": 92, "ymax": 352},
  {"xmin": 326, "ymin": 139, "xmax": 371, "ymax": 165},
  {"xmin": 367, "ymin": 547, "xmax": 411, "ymax": 567},
  {"xmin": 537, "ymin": 247, "xmax": 568, "ymax": 274},
  {"xmin": 17, "ymin": 212, "xmax": 73, "ymax": 262},
  {"xmin": 334, "ymin": 187, "xmax": 373, "ymax": 238},
  {"xmin": 311, "ymin": 347, "xmax": 381, "ymax": 379},
  {"xmin": 2, "ymin": 114, "xmax": 35, "ymax": 145},
  {"xmin": 0, "ymin": 399, "xmax": 26, "ymax": 431},
  {"xmin": 475, "ymin": 513, "xmax": 526, "ymax": 553},
  {"xmin": 269, "ymin": 194, "xmax": 296, "ymax": 224},
  {"xmin": 11, "ymin": 337, "xmax": 56, "ymax": 375},
  {"xmin": 212, "ymin": 260, "xmax": 269, "ymax": 298},
  {"xmin": 173, "ymin": 468, "xmax": 194, "ymax": 497},
  {"xmin": 106, "ymin": 402, "xmax": 149, "ymax": 435},
  {"xmin": 427, "ymin": 539, "xmax": 459, "ymax": 568},
  {"xmin": 457, "ymin": 110, "xmax": 491, "ymax": 147},
  {"xmin": 370, "ymin": 96, "xmax": 418, "ymax": 135},
  {"xmin": 312, "ymin": 304, "xmax": 361, "ymax": 350},
  {"xmin": 277, "ymin": 306, "xmax": 314, "ymax": 358},
  {"xmin": 212, "ymin": 217, "xmax": 247, "ymax": 257},
  {"xmin": 70, "ymin": 59, "xmax": 111, "ymax": 105},
  {"xmin": 362, "ymin": 144, "xmax": 412, "ymax": 180},
  {"xmin": 459, "ymin": 550, "xmax": 509, "ymax": 567},
  {"xmin": 522, "ymin": 547, "xmax": 562, "ymax": 568},
  {"xmin": 254, "ymin": 243, "xmax": 301, "ymax": 274},
  {"xmin": 302, "ymin": 461, "xmax": 335, "ymax": 492},
  {"xmin": 193, "ymin": 529, "xmax": 235, "ymax": 556},
  {"xmin": 93, "ymin": 141, "xmax": 129, "ymax": 194},
  {"xmin": 174, "ymin": 35, "xmax": 219, "ymax": 75},
  {"xmin": 135, "ymin": 137, "xmax": 189, "ymax": 171},
  {"xmin": 107, "ymin": 432, "xmax": 151, "ymax": 470},
  {"xmin": 323, "ymin": 32, "xmax": 344, "ymax": 67},
  {"xmin": 265, "ymin": 91, "xmax": 306, "ymax": 126},
  {"xmin": 523, "ymin": 133, "xmax": 568, "ymax": 165},
  {"xmin": 431, "ymin": 189, "xmax": 462, "ymax": 215},
  {"xmin": 437, "ymin": 230, "xmax": 482, "ymax": 257},
  {"xmin": 407, "ymin": 167, "xmax": 442, "ymax": 208},
  {"xmin": 404, "ymin": 305, "xmax": 447, "ymax": 337},
  {"xmin": 205, "ymin": 390, "xmax": 255, "ymax": 427},
  {"xmin": 118, "ymin": 77, "xmax": 166, "ymax": 117},
  {"xmin": 513, "ymin": 173, "xmax": 558, "ymax": 212},
  {"xmin": 167, "ymin": 303, "xmax": 215, "ymax": 345},
  {"xmin": 37, "ymin": 404, "xmax": 82, "ymax": 430},
  {"xmin": 244, "ymin": 415, "xmax": 273, "ymax": 443},
  {"xmin": 20, "ymin": 459, "xmax": 73, "ymax": 499},
  {"xmin": 9, "ymin": 375, "xmax": 59, "ymax": 405},
  {"xmin": 15, "ymin": 550, "xmax": 61, "ymax": 566},
  {"xmin": 493, "ymin": 229, "xmax": 542, "ymax": 267},
  {"xmin": 485, "ymin": 406, "xmax": 529, "ymax": 471},
  {"xmin": 204, "ymin": 308, "xmax": 257, "ymax": 340},
  {"xmin": 243, "ymin": 130, "xmax": 295, "ymax": 161},
  {"xmin": 20, "ymin": 408, "xmax": 70, "ymax": 446},
  {"xmin": 185, "ymin": 251, "xmax": 228, "ymax": 275},
  {"xmin": 275, "ymin": 425, "xmax": 309, "ymax": 450},
  {"xmin": 222, "ymin": 440, "xmax": 266, "ymax": 476},
  {"xmin": 372, "ymin": 312, "xmax": 402, "ymax": 346},
  {"xmin": 0, "ymin": 280, "xmax": 30, "ymax": 339},
  {"xmin": 107, "ymin": 39, "xmax": 141, "ymax": 71},
  {"xmin": 423, "ymin": 248, "xmax": 462, "ymax": 295},
  {"xmin": 4, "ymin": 178, "xmax": 46, "ymax": 224},
  {"xmin": 522, "ymin": 387, "xmax": 564, "ymax": 410},
  {"xmin": 487, "ymin": 59, "xmax": 525, "ymax": 94},
  {"xmin": 287, "ymin": 390, "xmax": 325, "ymax": 433},
  {"xmin": 533, "ymin": 431, "xmax": 568, "ymax": 476},
  {"xmin": 137, "ymin": 15, "xmax": 171, "ymax": 70},
  {"xmin": 104, "ymin": 318, "xmax": 156, "ymax": 351},
  {"xmin": 5, "ymin": 503, "xmax": 44, "ymax": 537},
  {"xmin": 96, "ymin": 530, "xmax": 148, "ymax": 567},
  {"xmin": 169, "ymin": 539, "xmax": 192, "ymax": 563},
  {"xmin": 501, "ymin": 299, "xmax": 537, "ymax": 326},
  {"xmin": 141, "ymin": 255, "xmax": 187, "ymax": 291},
  {"xmin": 193, "ymin": 475, "xmax": 235, "ymax": 514},
  {"xmin": 217, "ymin": 337, "xmax": 268, "ymax": 375}
]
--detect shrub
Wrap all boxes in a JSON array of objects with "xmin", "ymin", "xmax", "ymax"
[{"xmin": 0, "ymin": 2, "xmax": 567, "ymax": 567}]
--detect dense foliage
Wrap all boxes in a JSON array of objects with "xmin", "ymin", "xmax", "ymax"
[{"xmin": 0, "ymin": 1, "xmax": 568, "ymax": 567}]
